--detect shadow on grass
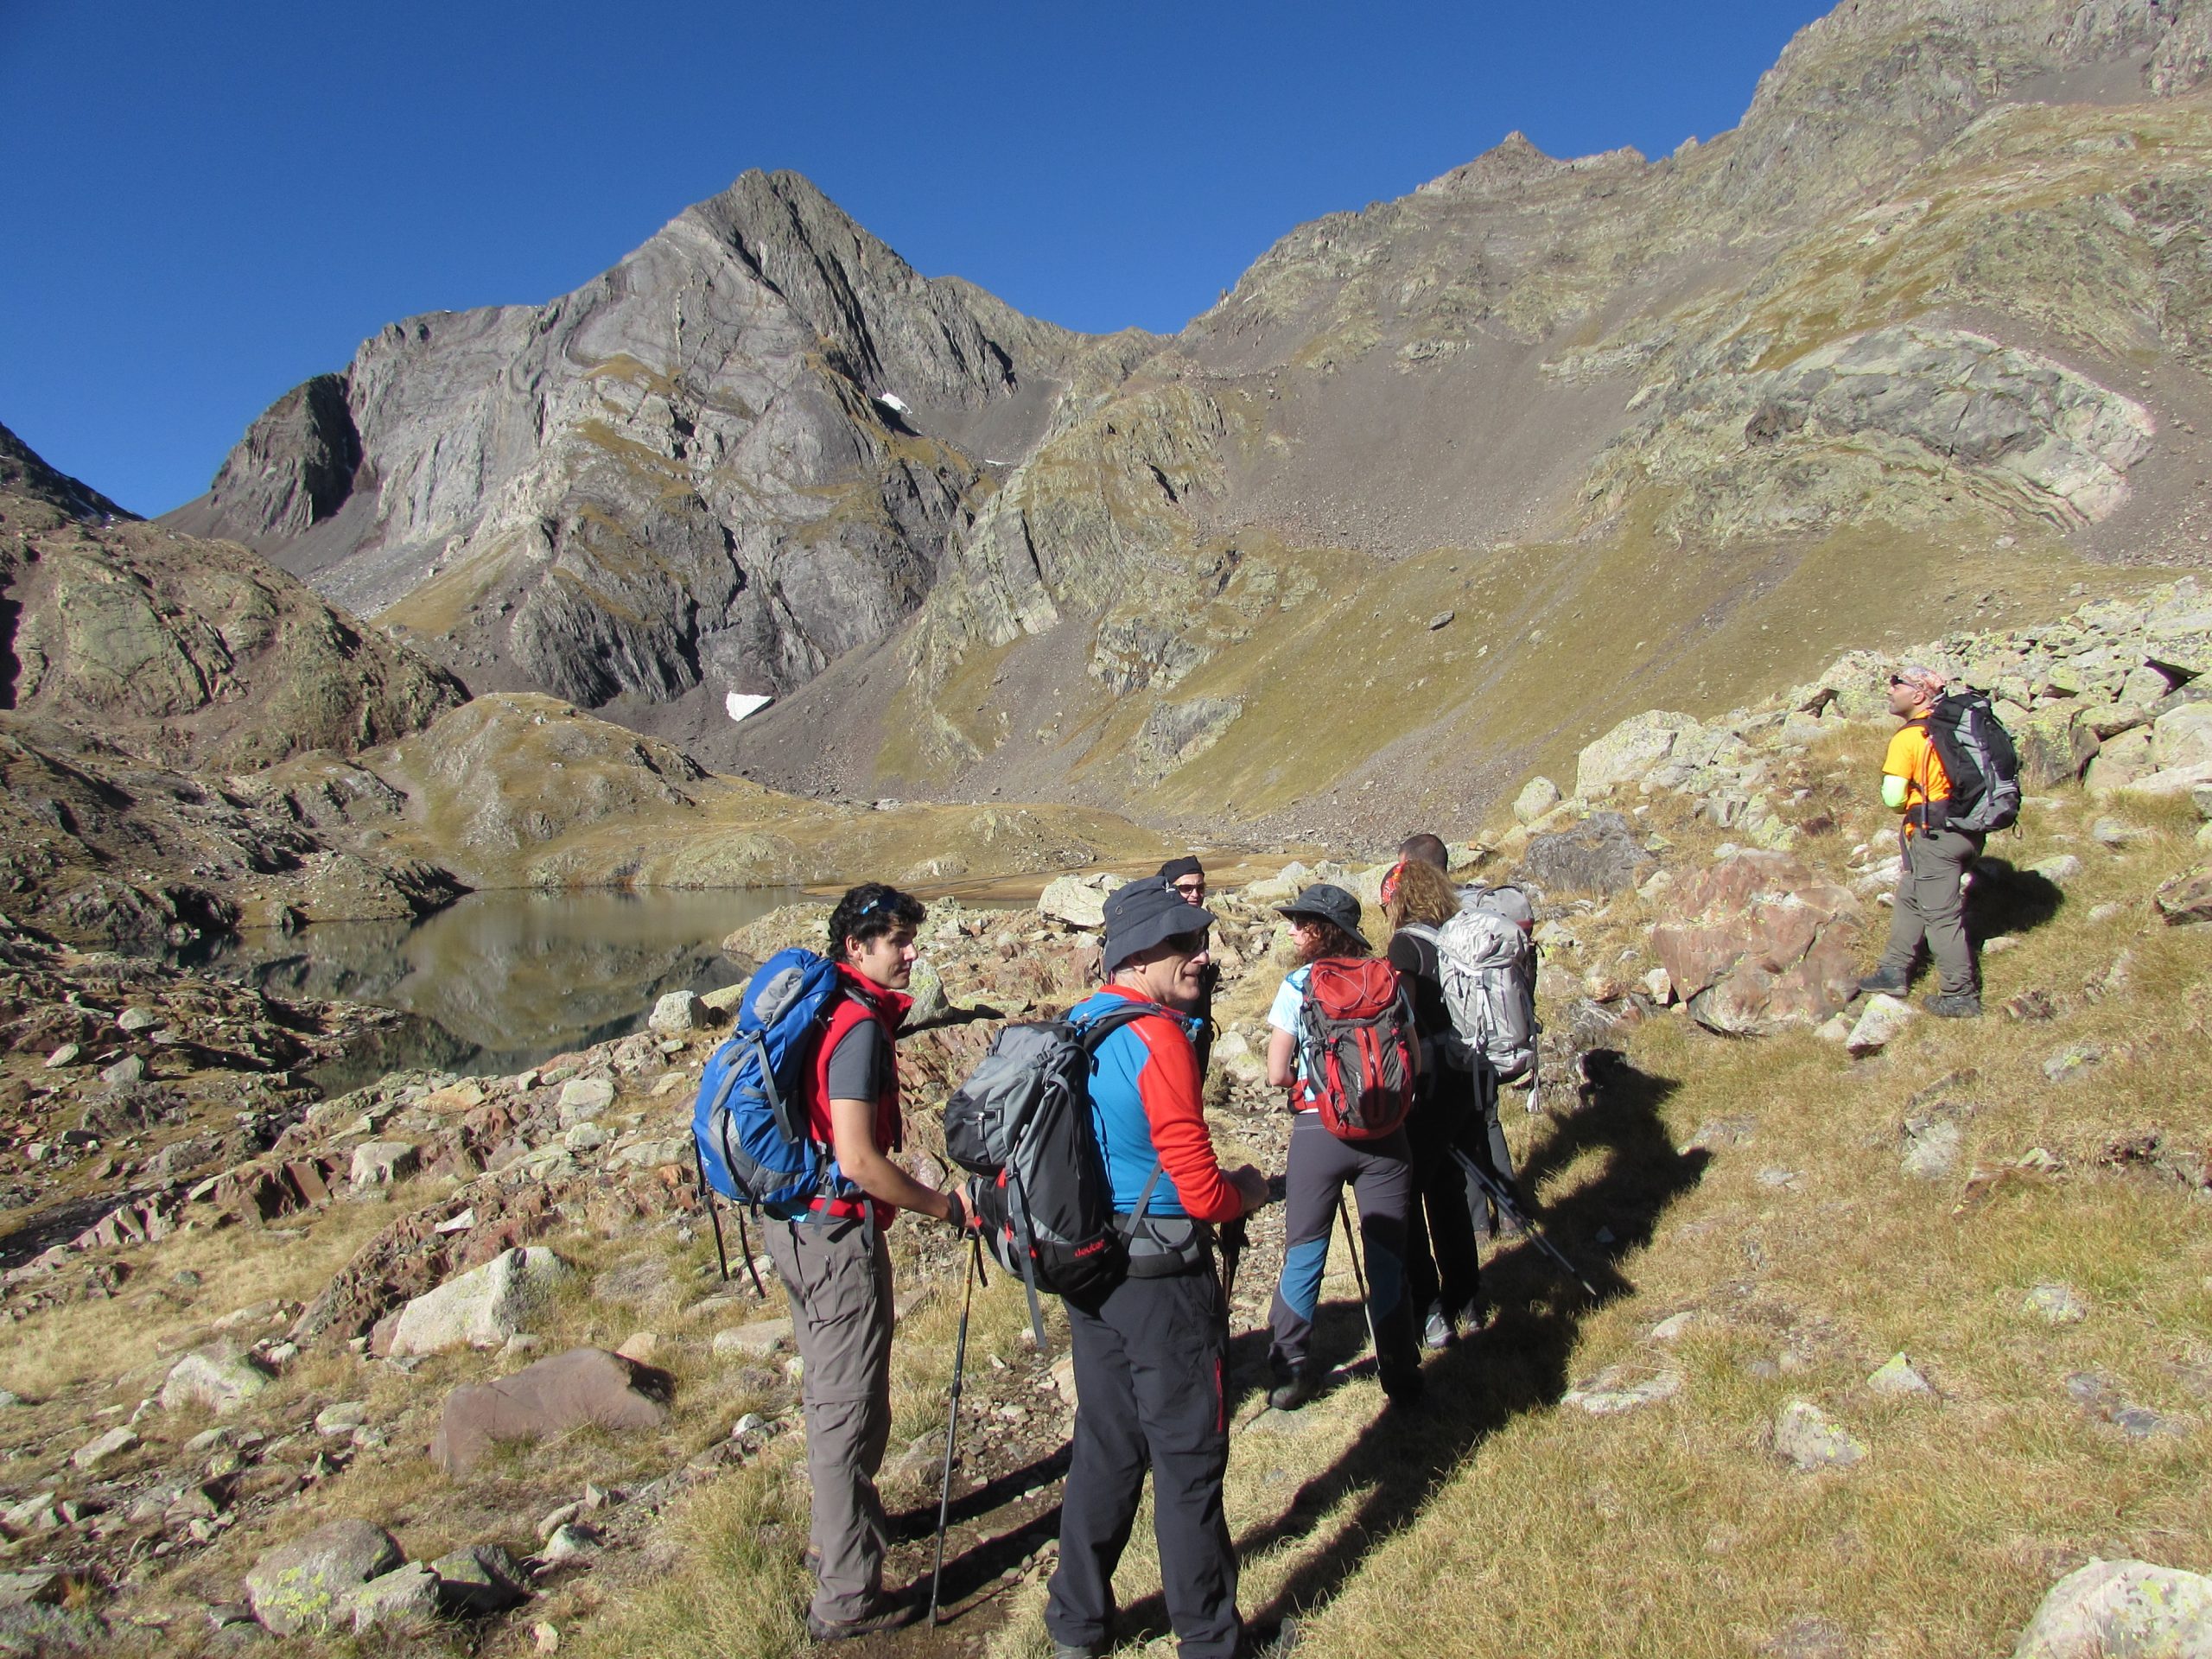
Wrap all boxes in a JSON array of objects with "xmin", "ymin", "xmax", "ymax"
[
  {"xmin": 1968, "ymin": 856, "xmax": 2064, "ymax": 944},
  {"xmin": 1130, "ymin": 1047, "xmax": 1706, "ymax": 1647}
]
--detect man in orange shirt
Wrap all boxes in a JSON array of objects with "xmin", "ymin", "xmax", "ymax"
[{"xmin": 1858, "ymin": 666, "xmax": 1983, "ymax": 1017}]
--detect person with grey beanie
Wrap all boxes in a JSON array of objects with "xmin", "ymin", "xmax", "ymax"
[{"xmin": 1046, "ymin": 877, "xmax": 1268, "ymax": 1659}]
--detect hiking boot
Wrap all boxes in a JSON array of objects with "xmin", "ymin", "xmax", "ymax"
[
  {"xmin": 1421, "ymin": 1306, "xmax": 1455, "ymax": 1351},
  {"xmin": 1381, "ymin": 1365, "xmax": 1426, "ymax": 1408},
  {"xmin": 1268, "ymin": 1368, "xmax": 1320, "ymax": 1412},
  {"xmin": 1857, "ymin": 968, "xmax": 1910, "ymax": 995},
  {"xmin": 1051, "ymin": 1643, "xmax": 1104, "ymax": 1659},
  {"xmin": 1923, "ymin": 991, "xmax": 1982, "ymax": 1019},
  {"xmin": 804, "ymin": 1592, "xmax": 919, "ymax": 1643}
]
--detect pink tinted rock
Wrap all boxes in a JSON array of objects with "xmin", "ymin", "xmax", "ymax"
[{"xmin": 430, "ymin": 1348, "xmax": 671, "ymax": 1476}]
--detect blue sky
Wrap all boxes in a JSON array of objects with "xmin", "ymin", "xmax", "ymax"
[{"xmin": 1, "ymin": 1, "xmax": 1833, "ymax": 516}]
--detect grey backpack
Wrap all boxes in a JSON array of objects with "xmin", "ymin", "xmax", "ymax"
[{"xmin": 1406, "ymin": 883, "xmax": 1539, "ymax": 1082}]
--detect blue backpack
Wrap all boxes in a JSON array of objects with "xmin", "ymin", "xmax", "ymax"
[{"xmin": 691, "ymin": 948, "xmax": 852, "ymax": 1226}]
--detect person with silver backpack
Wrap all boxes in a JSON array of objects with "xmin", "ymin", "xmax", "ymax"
[{"xmin": 1391, "ymin": 836, "xmax": 1534, "ymax": 1229}]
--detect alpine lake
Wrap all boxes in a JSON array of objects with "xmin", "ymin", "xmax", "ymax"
[{"xmin": 172, "ymin": 887, "xmax": 811, "ymax": 1091}]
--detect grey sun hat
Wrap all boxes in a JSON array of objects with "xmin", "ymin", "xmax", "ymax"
[
  {"xmin": 1101, "ymin": 878, "xmax": 1216, "ymax": 973},
  {"xmin": 1276, "ymin": 882, "xmax": 1361, "ymax": 938}
]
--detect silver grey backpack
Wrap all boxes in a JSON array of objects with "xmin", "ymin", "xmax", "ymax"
[{"xmin": 1406, "ymin": 883, "xmax": 1538, "ymax": 1082}]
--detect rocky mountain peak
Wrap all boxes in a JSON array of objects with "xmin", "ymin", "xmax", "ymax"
[
  {"xmin": 0, "ymin": 421, "xmax": 132, "ymax": 522},
  {"xmin": 167, "ymin": 170, "xmax": 1094, "ymax": 758},
  {"xmin": 1415, "ymin": 131, "xmax": 1647, "ymax": 200},
  {"xmin": 205, "ymin": 374, "xmax": 361, "ymax": 539},
  {"xmin": 1712, "ymin": 0, "xmax": 2211, "ymax": 219},
  {"xmin": 168, "ymin": 0, "xmax": 2212, "ymax": 823}
]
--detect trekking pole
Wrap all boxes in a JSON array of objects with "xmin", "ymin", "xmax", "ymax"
[
  {"xmin": 928, "ymin": 1233, "xmax": 982, "ymax": 1627},
  {"xmin": 1219, "ymin": 1217, "xmax": 1248, "ymax": 1311},
  {"xmin": 694, "ymin": 1140, "xmax": 730, "ymax": 1281},
  {"xmin": 1334, "ymin": 1195, "xmax": 1382, "ymax": 1360},
  {"xmin": 1449, "ymin": 1147, "xmax": 1599, "ymax": 1299}
]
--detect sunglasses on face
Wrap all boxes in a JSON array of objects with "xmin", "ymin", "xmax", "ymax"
[{"xmin": 1172, "ymin": 879, "xmax": 1205, "ymax": 897}]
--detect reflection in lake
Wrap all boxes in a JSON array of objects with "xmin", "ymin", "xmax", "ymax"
[{"xmin": 180, "ymin": 888, "xmax": 810, "ymax": 1088}]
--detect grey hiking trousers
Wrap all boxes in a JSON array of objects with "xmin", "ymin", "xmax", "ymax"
[
  {"xmin": 1878, "ymin": 826, "xmax": 1984, "ymax": 996},
  {"xmin": 764, "ymin": 1211, "xmax": 893, "ymax": 1624}
]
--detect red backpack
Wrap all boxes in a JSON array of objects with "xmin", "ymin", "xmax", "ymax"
[{"xmin": 1294, "ymin": 958, "xmax": 1417, "ymax": 1140}]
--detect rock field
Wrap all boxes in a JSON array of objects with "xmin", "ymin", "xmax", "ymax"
[{"xmin": 0, "ymin": 568, "xmax": 2205, "ymax": 1653}]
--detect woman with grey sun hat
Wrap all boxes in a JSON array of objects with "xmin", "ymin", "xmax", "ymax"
[{"xmin": 1260, "ymin": 883, "xmax": 1422, "ymax": 1411}]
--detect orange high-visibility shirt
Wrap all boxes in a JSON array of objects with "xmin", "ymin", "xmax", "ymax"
[{"xmin": 1883, "ymin": 721, "xmax": 1950, "ymax": 836}]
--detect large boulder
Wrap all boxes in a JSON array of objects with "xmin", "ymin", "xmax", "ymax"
[
  {"xmin": 1039, "ymin": 872, "xmax": 1126, "ymax": 929},
  {"xmin": 1575, "ymin": 711, "xmax": 1701, "ymax": 797},
  {"xmin": 349, "ymin": 1140, "xmax": 420, "ymax": 1189},
  {"xmin": 387, "ymin": 1248, "xmax": 574, "ymax": 1358},
  {"xmin": 244, "ymin": 1518, "xmax": 404, "ymax": 1634},
  {"xmin": 2011, "ymin": 1559, "xmax": 2212, "ymax": 1658},
  {"xmin": 2152, "ymin": 702, "xmax": 2212, "ymax": 771},
  {"xmin": 1649, "ymin": 852, "xmax": 1863, "ymax": 1035},
  {"xmin": 2013, "ymin": 706, "xmax": 2101, "ymax": 788},
  {"xmin": 429, "ymin": 1544, "xmax": 531, "ymax": 1614},
  {"xmin": 648, "ymin": 989, "xmax": 707, "ymax": 1037},
  {"xmin": 2122, "ymin": 760, "xmax": 2212, "ymax": 800},
  {"xmin": 341, "ymin": 1562, "xmax": 441, "ymax": 1634},
  {"xmin": 430, "ymin": 1347, "xmax": 671, "ymax": 1476},
  {"xmin": 160, "ymin": 1344, "xmax": 271, "ymax": 1416},
  {"xmin": 1513, "ymin": 777, "xmax": 1562, "ymax": 824},
  {"xmin": 2156, "ymin": 866, "xmax": 2212, "ymax": 927},
  {"xmin": 1519, "ymin": 811, "xmax": 1654, "ymax": 896}
]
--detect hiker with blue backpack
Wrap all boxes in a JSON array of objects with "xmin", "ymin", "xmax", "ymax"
[
  {"xmin": 694, "ymin": 881, "xmax": 974, "ymax": 1642},
  {"xmin": 1040, "ymin": 877, "xmax": 1268, "ymax": 1659},
  {"xmin": 1262, "ymin": 882, "xmax": 1424, "ymax": 1412}
]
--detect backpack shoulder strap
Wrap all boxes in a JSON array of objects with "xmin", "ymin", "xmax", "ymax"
[{"xmin": 1074, "ymin": 996, "xmax": 1166, "ymax": 1052}]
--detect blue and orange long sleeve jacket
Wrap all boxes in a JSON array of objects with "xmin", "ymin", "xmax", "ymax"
[{"xmin": 1071, "ymin": 987, "xmax": 1242, "ymax": 1224}]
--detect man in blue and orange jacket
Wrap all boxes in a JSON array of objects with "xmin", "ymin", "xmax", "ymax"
[{"xmin": 1046, "ymin": 878, "xmax": 1269, "ymax": 1659}]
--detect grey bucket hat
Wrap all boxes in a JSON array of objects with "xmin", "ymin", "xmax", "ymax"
[
  {"xmin": 1102, "ymin": 878, "xmax": 1216, "ymax": 973},
  {"xmin": 1276, "ymin": 882, "xmax": 1361, "ymax": 938}
]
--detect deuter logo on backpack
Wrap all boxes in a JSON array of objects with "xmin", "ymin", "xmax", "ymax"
[
  {"xmin": 690, "ymin": 946, "xmax": 849, "ymax": 1211},
  {"xmin": 1294, "ymin": 957, "xmax": 1416, "ymax": 1140},
  {"xmin": 1923, "ymin": 690, "xmax": 2021, "ymax": 834},
  {"xmin": 1406, "ymin": 884, "xmax": 1539, "ymax": 1082}
]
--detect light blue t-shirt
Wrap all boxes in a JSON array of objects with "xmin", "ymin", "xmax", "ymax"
[{"xmin": 1268, "ymin": 966, "xmax": 1319, "ymax": 1105}]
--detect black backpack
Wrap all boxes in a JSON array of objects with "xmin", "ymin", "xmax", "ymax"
[
  {"xmin": 944, "ymin": 1000, "xmax": 1191, "ymax": 1346},
  {"xmin": 1923, "ymin": 690, "xmax": 2021, "ymax": 834}
]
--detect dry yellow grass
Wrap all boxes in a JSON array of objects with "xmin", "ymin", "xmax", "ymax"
[
  {"xmin": 1262, "ymin": 777, "xmax": 2212, "ymax": 1657},
  {"xmin": 3, "ymin": 1199, "xmax": 400, "ymax": 1403},
  {"xmin": 37, "ymin": 742, "xmax": 2203, "ymax": 1659},
  {"xmin": 574, "ymin": 1237, "xmax": 1044, "ymax": 1659}
]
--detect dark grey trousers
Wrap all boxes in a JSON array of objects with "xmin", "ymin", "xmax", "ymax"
[
  {"xmin": 1404, "ymin": 1077, "xmax": 1485, "ymax": 1323},
  {"xmin": 765, "ymin": 1213, "xmax": 893, "ymax": 1624},
  {"xmin": 1878, "ymin": 826, "xmax": 1984, "ymax": 995},
  {"xmin": 1047, "ymin": 1264, "xmax": 1239, "ymax": 1659},
  {"xmin": 1266, "ymin": 1113, "xmax": 1419, "ymax": 1384}
]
